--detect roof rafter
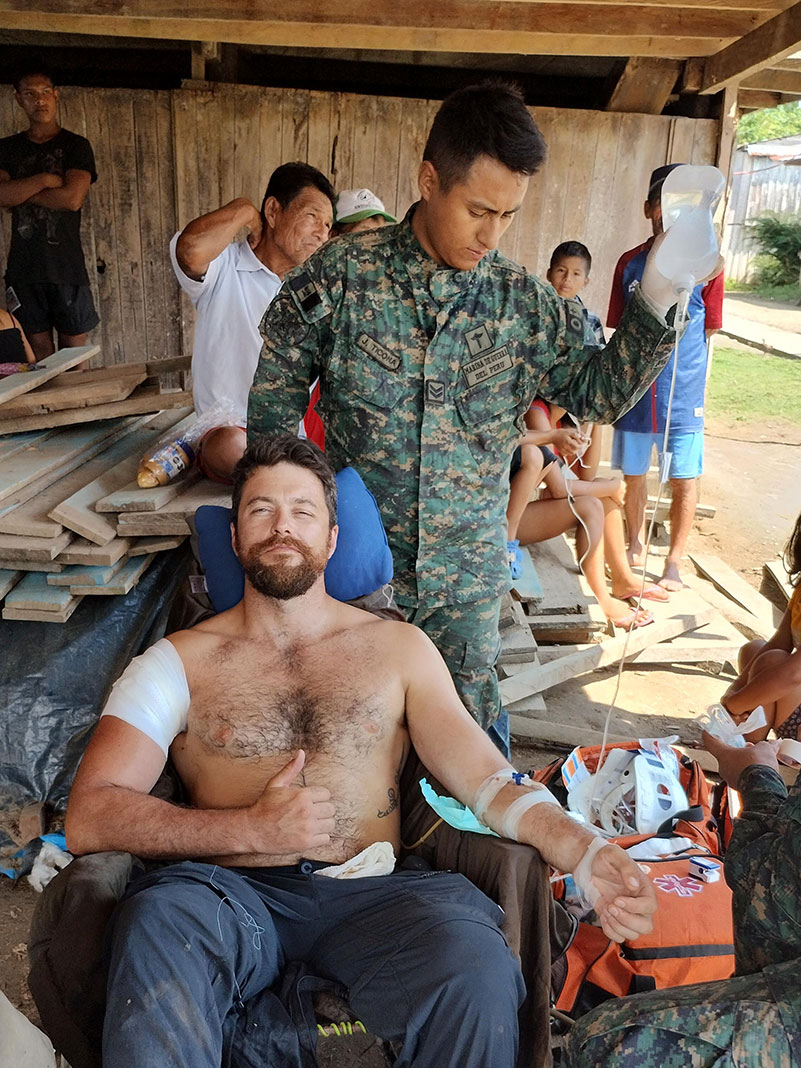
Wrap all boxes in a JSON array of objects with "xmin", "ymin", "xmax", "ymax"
[
  {"xmin": 699, "ymin": 0, "xmax": 801, "ymax": 90},
  {"xmin": 0, "ymin": 0, "xmax": 759, "ymax": 57}
]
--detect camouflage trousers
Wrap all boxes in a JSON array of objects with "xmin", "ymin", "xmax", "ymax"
[
  {"xmin": 402, "ymin": 594, "xmax": 503, "ymax": 732},
  {"xmin": 565, "ymin": 970, "xmax": 795, "ymax": 1068}
]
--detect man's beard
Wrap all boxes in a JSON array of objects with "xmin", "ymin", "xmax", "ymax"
[{"xmin": 237, "ymin": 534, "xmax": 329, "ymax": 601}]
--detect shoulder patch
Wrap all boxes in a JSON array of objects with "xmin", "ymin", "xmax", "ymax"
[
  {"xmin": 288, "ymin": 270, "xmax": 322, "ymax": 312},
  {"xmin": 564, "ymin": 298, "xmax": 586, "ymax": 343}
]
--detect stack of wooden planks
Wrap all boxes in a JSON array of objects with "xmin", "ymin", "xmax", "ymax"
[
  {"xmin": 0, "ymin": 348, "xmax": 217, "ymax": 621},
  {"xmin": 0, "ymin": 347, "xmax": 192, "ymax": 434}
]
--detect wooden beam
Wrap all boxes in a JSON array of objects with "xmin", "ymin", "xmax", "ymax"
[
  {"xmin": 741, "ymin": 67, "xmax": 801, "ymax": 91},
  {"xmin": 0, "ymin": 1, "xmax": 753, "ymax": 57},
  {"xmin": 738, "ymin": 87, "xmax": 792, "ymax": 107},
  {"xmin": 606, "ymin": 57, "xmax": 682, "ymax": 113},
  {"xmin": 717, "ymin": 84, "xmax": 739, "ymax": 189},
  {"xmin": 700, "ymin": 0, "xmax": 801, "ymax": 92}
]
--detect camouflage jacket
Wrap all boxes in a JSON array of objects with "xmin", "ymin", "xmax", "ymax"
[
  {"xmin": 726, "ymin": 763, "xmax": 801, "ymax": 1050},
  {"xmin": 248, "ymin": 206, "xmax": 676, "ymax": 607}
]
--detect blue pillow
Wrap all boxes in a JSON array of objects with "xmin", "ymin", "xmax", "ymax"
[{"xmin": 194, "ymin": 467, "xmax": 393, "ymax": 613}]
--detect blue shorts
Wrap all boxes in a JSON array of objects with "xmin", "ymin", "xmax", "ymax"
[{"xmin": 612, "ymin": 429, "xmax": 703, "ymax": 479}]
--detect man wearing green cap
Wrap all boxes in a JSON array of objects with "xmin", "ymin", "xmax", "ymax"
[{"xmin": 333, "ymin": 187, "xmax": 397, "ymax": 235}]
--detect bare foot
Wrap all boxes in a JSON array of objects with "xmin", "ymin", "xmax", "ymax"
[
  {"xmin": 626, "ymin": 545, "xmax": 644, "ymax": 569},
  {"xmin": 658, "ymin": 561, "xmax": 684, "ymax": 592}
]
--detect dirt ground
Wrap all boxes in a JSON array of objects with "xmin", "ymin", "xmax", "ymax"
[{"xmin": 2, "ymin": 390, "xmax": 800, "ymax": 1058}]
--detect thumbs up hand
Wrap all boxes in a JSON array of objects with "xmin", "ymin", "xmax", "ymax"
[{"xmin": 246, "ymin": 750, "xmax": 336, "ymax": 854}]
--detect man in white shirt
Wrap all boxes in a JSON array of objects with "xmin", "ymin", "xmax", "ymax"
[{"xmin": 170, "ymin": 162, "xmax": 335, "ymax": 480}]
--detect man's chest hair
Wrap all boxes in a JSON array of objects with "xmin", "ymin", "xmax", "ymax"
[{"xmin": 186, "ymin": 639, "xmax": 398, "ymax": 760}]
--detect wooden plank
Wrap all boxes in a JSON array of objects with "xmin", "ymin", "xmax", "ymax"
[
  {"xmin": 510, "ymin": 548, "xmax": 545, "ymax": 604},
  {"xmin": 69, "ymin": 553, "xmax": 155, "ymax": 596},
  {"xmin": 133, "ymin": 91, "xmax": 170, "ymax": 364},
  {"xmin": 126, "ymin": 535, "xmax": 187, "ymax": 557},
  {"xmin": 56, "ymin": 536, "xmax": 131, "ymax": 567},
  {"xmin": 687, "ymin": 574, "xmax": 774, "ymax": 642},
  {"xmin": 0, "ymin": 529, "xmax": 73, "ymax": 562},
  {"xmin": 688, "ymin": 551, "xmax": 782, "ymax": 629},
  {"xmin": 116, "ymin": 481, "xmax": 232, "ymax": 536},
  {"xmin": 500, "ymin": 607, "xmax": 717, "ymax": 703},
  {"xmin": 0, "ymin": 569, "xmax": 23, "ymax": 600},
  {"xmin": 0, "ymin": 368, "xmax": 145, "ymax": 418},
  {"xmin": 762, "ymin": 559, "xmax": 793, "ymax": 606},
  {"xmin": 96, "ymin": 462, "xmax": 200, "ymax": 514},
  {"xmin": 0, "ymin": 345, "xmax": 98, "ymax": 406},
  {"xmin": 3, "ymin": 595, "xmax": 83, "ymax": 624},
  {"xmin": 0, "ymin": 415, "xmax": 156, "ymax": 538},
  {"xmin": 47, "ymin": 557, "xmax": 127, "ymax": 587},
  {"xmin": 527, "ymin": 535, "xmax": 595, "ymax": 614},
  {"xmin": 5, "ymin": 572, "xmax": 75, "ymax": 612},
  {"xmin": 606, "ymin": 58, "xmax": 682, "ymax": 114},
  {"xmin": 499, "ymin": 598, "xmax": 541, "ymax": 665},
  {"xmin": 49, "ymin": 410, "xmax": 193, "ymax": 544},
  {"xmin": 2, "ymin": 3, "xmax": 755, "ymax": 52},
  {"xmin": 0, "ymin": 385, "xmax": 193, "ymax": 434},
  {"xmin": 538, "ymin": 640, "xmax": 741, "ymax": 666},
  {"xmin": 0, "ymin": 558, "xmax": 64, "ymax": 573},
  {"xmin": 0, "ymin": 421, "xmax": 141, "ymax": 525},
  {"xmin": 0, "ymin": 417, "xmax": 140, "ymax": 506},
  {"xmin": 0, "ymin": 429, "xmax": 57, "ymax": 464}
]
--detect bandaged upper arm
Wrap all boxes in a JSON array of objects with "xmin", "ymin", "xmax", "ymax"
[
  {"xmin": 101, "ymin": 638, "xmax": 190, "ymax": 757},
  {"xmin": 473, "ymin": 769, "xmax": 560, "ymax": 841}
]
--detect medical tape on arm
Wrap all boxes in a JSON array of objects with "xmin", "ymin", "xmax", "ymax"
[
  {"xmin": 101, "ymin": 637, "xmax": 190, "ymax": 757},
  {"xmin": 571, "ymin": 835, "xmax": 608, "ymax": 909},
  {"xmin": 473, "ymin": 769, "xmax": 560, "ymax": 839}
]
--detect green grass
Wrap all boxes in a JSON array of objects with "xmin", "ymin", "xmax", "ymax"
[
  {"xmin": 724, "ymin": 279, "xmax": 800, "ymax": 303},
  {"xmin": 707, "ymin": 346, "xmax": 801, "ymax": 425}
]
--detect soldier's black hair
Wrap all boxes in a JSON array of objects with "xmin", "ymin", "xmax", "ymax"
[
  {"xmin": 13, "ymin": 65, "xmax": 57, "ymax": 92},
  {"xmin": 784, "ymin": 511, "xmax": 801, "ymax": 587},
  {"xmin": 550, "ymin": 241, "xmax": 592, "ymax": 273},
  {"xmin": 260, "ymin": 162, "xmax": 336, "ymax": 219},
  {"xmin": 423, "ymin": 81, "xmax": 546, "ymax": 191},
  {"xmin": 231, "ymin": 434, "xmax": 338, "ymax": 530}
]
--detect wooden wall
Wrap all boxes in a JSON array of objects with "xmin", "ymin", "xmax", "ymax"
[
  {"xmin": 0, "ymin": 83, "xmax": 718, "ymax": 365},
  {"xmin": 722, "ymin": 146, "xmax": 801, "ymax": 283}
]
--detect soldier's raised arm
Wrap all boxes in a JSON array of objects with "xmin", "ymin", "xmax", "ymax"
[{"xmin": 533, "ymin": 282, "xmax": 676, "ymax": 426}]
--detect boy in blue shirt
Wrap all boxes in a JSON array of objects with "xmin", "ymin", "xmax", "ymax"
[{"xmin": 608, "ymin": 164, "xmax": 724, "ymax": 591}]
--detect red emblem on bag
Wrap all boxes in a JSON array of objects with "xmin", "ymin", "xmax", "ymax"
[{"xmin": 654, "ymin": 873, "xmax": 703, "ymax": 898}]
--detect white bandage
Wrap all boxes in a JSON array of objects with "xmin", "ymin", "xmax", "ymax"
[
  {"xmin": 500, "ymin": 789, "xmax": 560, "ymax": 840},
  {"xmin": 572, "ymin": 835, "xmax": 608, "ymax": 909},
  {"xmin": 473, "ymin": 769, "xmax": 559, "ymax": 838},
  {"xmin": 101, "ymin": 638, "xmax": 190, "ymax": 756}
]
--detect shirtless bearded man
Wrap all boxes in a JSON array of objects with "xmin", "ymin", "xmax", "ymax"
[{"xmin": 65, "ymin": 435, "xmax": 656, "ymax": 1068}]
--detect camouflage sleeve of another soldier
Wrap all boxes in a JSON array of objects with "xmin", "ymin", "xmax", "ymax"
[
  {"xmin": 724, "ymin": 763, "xmax": 801, "ymax": 975},
  {"xmin": 247, "ymin": 250, "xmax": 336, "ymax": 440},
  {"xmin": 530, "ymin": 279, "xmax": 677, "ymax": 427}
]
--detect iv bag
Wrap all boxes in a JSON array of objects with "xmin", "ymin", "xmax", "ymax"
[{"xmin": 652, "ymin": 164, "xmax": 724, "ymax": 297}]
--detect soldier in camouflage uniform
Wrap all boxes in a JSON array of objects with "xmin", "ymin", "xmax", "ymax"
[
  {"xmin": 248, "ymin": 83, "xmax": 678, "ymax": 747},
  {"xmin": 566, "ymin": 733, "xmax": 801, "ymax": 1067}
]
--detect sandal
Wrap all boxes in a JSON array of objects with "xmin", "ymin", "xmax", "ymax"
[
  {"xmin": 609, "ymin": 607, "xmax": 654, "ymax": 632},
  {"xmin": 617, "ymin": 583, "xmax": 670, "ymax": 603}
]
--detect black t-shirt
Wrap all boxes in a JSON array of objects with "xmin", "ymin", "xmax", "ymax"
[{"xmin": 0, "ymin": 128, "xmax": 97, "ymax": 285}]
